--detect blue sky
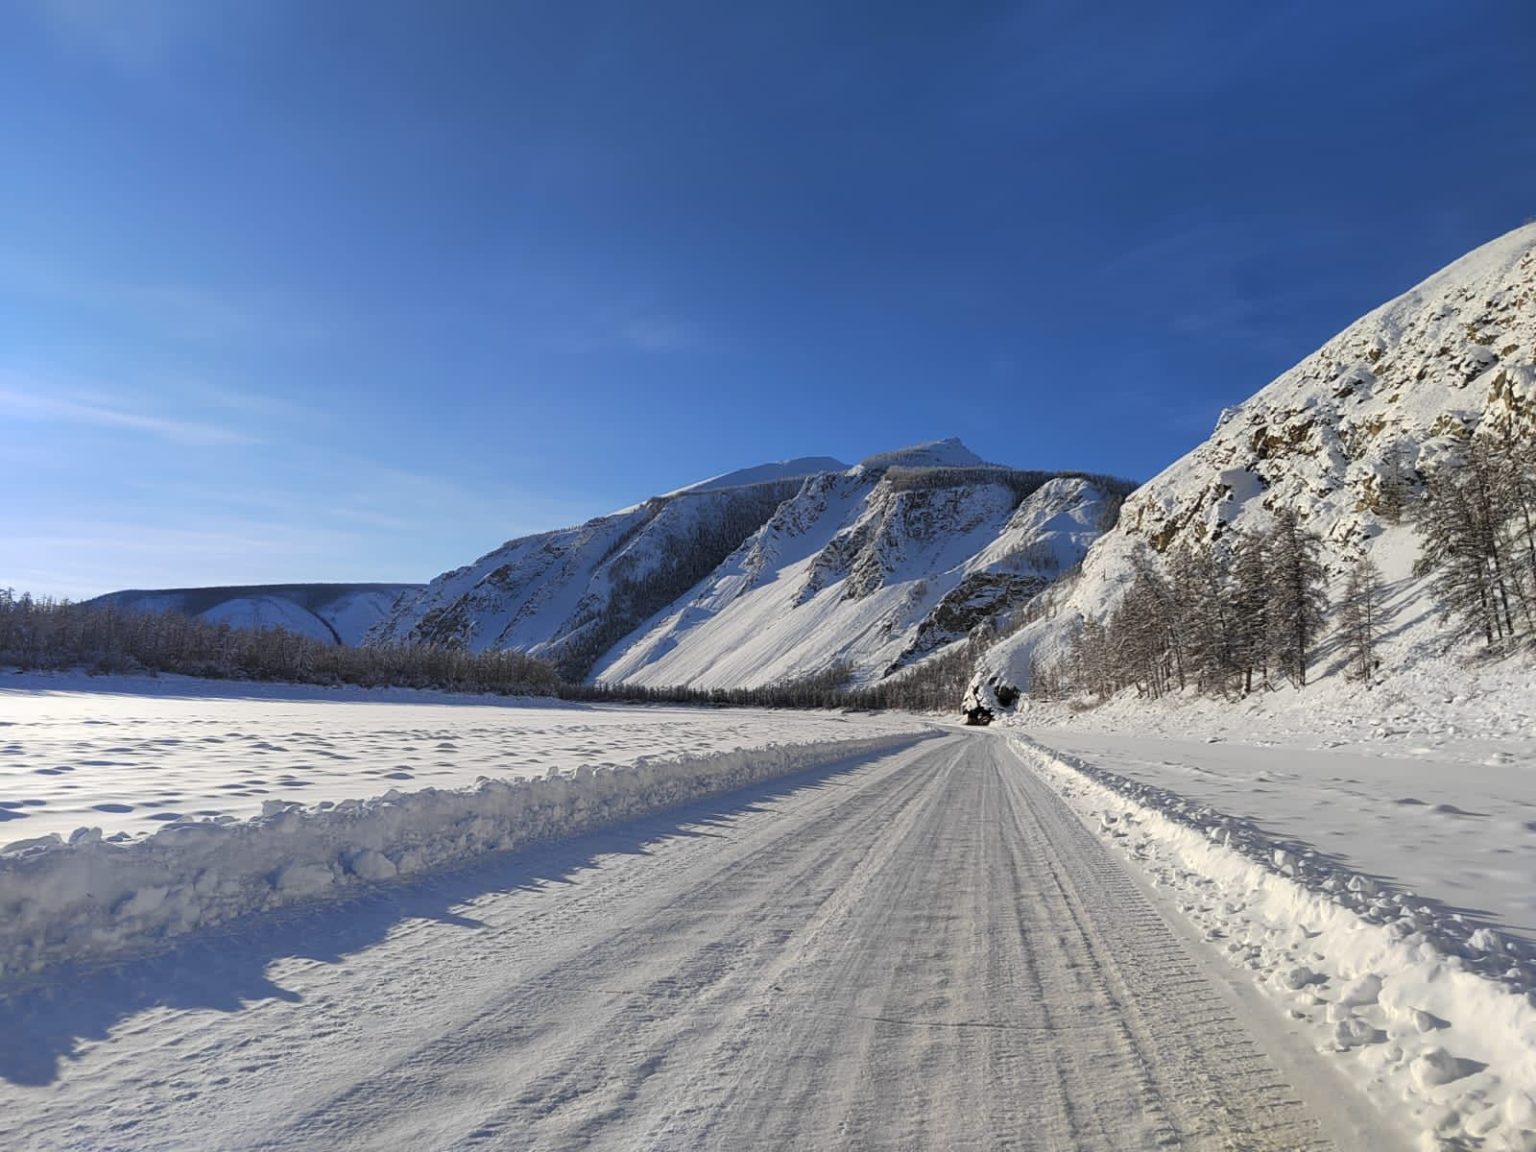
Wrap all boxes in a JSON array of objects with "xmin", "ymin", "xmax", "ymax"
[{"xmin": 4, "ymin": 0, "xmax": 1533, "ymax": 597}]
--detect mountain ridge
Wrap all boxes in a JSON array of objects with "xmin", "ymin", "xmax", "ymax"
[{"xmin": 371, "ymin": 441, "xmax": 1134, "ymax": 687}]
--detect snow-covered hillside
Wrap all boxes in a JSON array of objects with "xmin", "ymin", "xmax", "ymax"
[
  {"xmin": 375, "ymin": 439, "xmax": 1131, "ymax": 688},
  {"xmin": 369, "ymin": 476, "xmax": 808, "ymax": 679},
  {"xmin": 89, "ymin": 584, "xmax": 420, "ymax": 646},
  {"xmin": 980, "ymin": 223, "xmax": 1536, "ymax": 691},
  {"xmin": 596, "ymin": 468, "xmax": 1120, "ymax": 689}
]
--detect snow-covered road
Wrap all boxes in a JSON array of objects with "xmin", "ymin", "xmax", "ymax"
[{"xmin": 2, "ymin": 731, "xmax": 1397, "ymax": 1151}]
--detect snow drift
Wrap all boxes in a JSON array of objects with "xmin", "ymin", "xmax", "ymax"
[{"xmin": 0, "ymin": 726, "xmax": 936, "ymax": 978}]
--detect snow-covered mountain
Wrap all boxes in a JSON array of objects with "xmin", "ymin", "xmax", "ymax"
[
  {"xmin": 88, "ymin": 584, "xmax": 421, "ymax": 646},
  {"xmin": 368, "ymin": 476, "xmax": 805, "ymax": 678},
  {"xmin": 372, "ymin": 439, "xmax": 1132, "ymax": 686},
  {"xmin": 977, "ymin": 222, "xmax": 1536, "ymax": 694},
  {"xmin": 597, "ymin": 466, "xmax": 1120, "ymax": 689},
  {"xmin": 665, "ymin": 455, "xmax": 849, "ymax": 496}
]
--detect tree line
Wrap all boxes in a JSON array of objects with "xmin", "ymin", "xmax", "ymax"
[
  {"xmin": 1032, "ymin": 510, "xmax": 1364, "ymax": 702},
  {"xmin": 1032, "ymin": 427, "xmax": 1535, "ymax": 706},
  {"xmin": 1414, "ymin": 434, "xmax": 1536, "ymax": 653},
  {"xmin": 0, "ymin": 585, "xmax": 992, "ymax": 714}
]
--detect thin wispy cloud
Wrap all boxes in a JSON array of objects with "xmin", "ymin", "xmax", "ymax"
[
  {"xmin": 31, "ymin": 0, "xmax": 219, "ymax": 72},
  {"xmin": 0, "ymin": 256, "xmax": 322, "ymax": 346},
  {"xmin": 619, "ymin": 315, "xmax": 704, "ymax": 353},
  {"xmin": 0, "ymin": 386, "xmax": 258, "ymax": 446}
]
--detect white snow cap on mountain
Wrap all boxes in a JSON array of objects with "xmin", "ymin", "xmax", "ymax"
[
  {"xmin": 856, "ymin": 437, "xmax": 990, "ymax": 471},
  {"xmin": 666, "ymin": 456, "xmax": 847, "ymax": 496}
]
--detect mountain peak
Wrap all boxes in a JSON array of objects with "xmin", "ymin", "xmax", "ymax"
[{"xmin": 856, "ymin": 437, "xmax": 988, "ymax": 471}]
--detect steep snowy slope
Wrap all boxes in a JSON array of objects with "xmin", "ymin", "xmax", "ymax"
[
  {"xmin": 89, "ymin": 585, "xmax": 420, "ymax": 646},
  {"xmin": 979, "ymin": 222, "xmax": 1536, "ymax": 691},
  {"xmin": 593, "ymin": 462, "xmax": 1125, "ymax": 689},
  {"xmin": 369, "ymin": 476, "xmax": 811, "ymax": 679}
]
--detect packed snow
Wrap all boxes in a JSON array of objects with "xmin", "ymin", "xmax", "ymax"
[{"xmin": 0, "ymin": 732, "xmax": 1398, "ymax": 1151}]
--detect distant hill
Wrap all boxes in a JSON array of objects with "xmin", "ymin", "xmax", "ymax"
[{"xmin": 87, "ymin": 583, "xmax": 422, "ymax": 646}]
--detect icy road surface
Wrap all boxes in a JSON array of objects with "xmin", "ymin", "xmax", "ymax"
[{"xmin": 1, "ymin": 731, "xmax": 1397, "ymax": 1151}]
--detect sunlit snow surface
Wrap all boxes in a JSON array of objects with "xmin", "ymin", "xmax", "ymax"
[
  {"xmin": 1010, "ymin": 652, "xmax": 1536, "ymax": 945},
  {"xmin": 0, "ymin": 672, "xmax": 914, "ymax": 848}
]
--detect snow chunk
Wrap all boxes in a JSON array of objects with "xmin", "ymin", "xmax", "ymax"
[{"xmin": 1410, "ymin": 1047, "xmax": 1480, "ymax": 1090}]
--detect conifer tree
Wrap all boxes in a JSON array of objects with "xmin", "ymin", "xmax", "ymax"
[
  {"xmin": 1337, "ymin": 554, "xmax": 1385, "ymax": 682},
  {"xmin": 1228, "ymin": 529, "xmax": 1270, "ymax": 694},
  {"xmin": 1266, "ymin": 510, "xmax": 1328, "ymax": 687}
]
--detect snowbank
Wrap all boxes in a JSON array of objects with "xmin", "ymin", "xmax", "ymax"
[
  {"xmin": 0, "ymin": 728, "xmax": 934, "ymax": 979},
  {"xmin": 1011, "ymin": 734, "xmax": 1536, "ymax": 1152}
]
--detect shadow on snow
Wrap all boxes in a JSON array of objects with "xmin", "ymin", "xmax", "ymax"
[{"xmin": 0, "ymin": 747, "xmax": 894, "ymax": 1088}]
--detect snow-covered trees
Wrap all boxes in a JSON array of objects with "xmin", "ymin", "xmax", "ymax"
[
  {"xmin": 1169, "ymin": 537, "xmax": 1235, "ymax": 694},
  {"xmin": 1267, "ymin": 510, "xmax": 1329, "ymax": 687},
  {"xmin": 1049, "ymin": 512, "xmax": 1330, "ymax": 701},
  {"xmin": 1415, "ymin": 436, "xmax": 1536, "ymax": 652},
  {"xmin": 1228, "ymin": 530, "xmax": 1271, "ymax": 695},
  {"xmin": 1336, "ymin": 555, "xmax": 1385, "ymax": 682}
]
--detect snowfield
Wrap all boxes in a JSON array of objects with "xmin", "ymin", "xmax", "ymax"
[
  {"xmin": 2, "ymin": 672, "xmax": 1531, "ymax": 1149},
  {"xmin": 0, "ymin": 672, "xmax": 924, "ymax": 846},
  {"xmin": 1007, "ymin": 652, "xmax": 1536, "ymax": 947},
  {"xmin": 0, "ymin": 674, "xmax": 932, "ymax": 974}
]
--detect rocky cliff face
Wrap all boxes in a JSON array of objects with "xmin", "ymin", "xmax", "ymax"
[
  {"xmin": 368, "ymin": 480, "xmax": 803, "ymax": 680},
  {"xmin": 977, "ymin": 223, "xmax": 1536, "ymax": 693}
]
